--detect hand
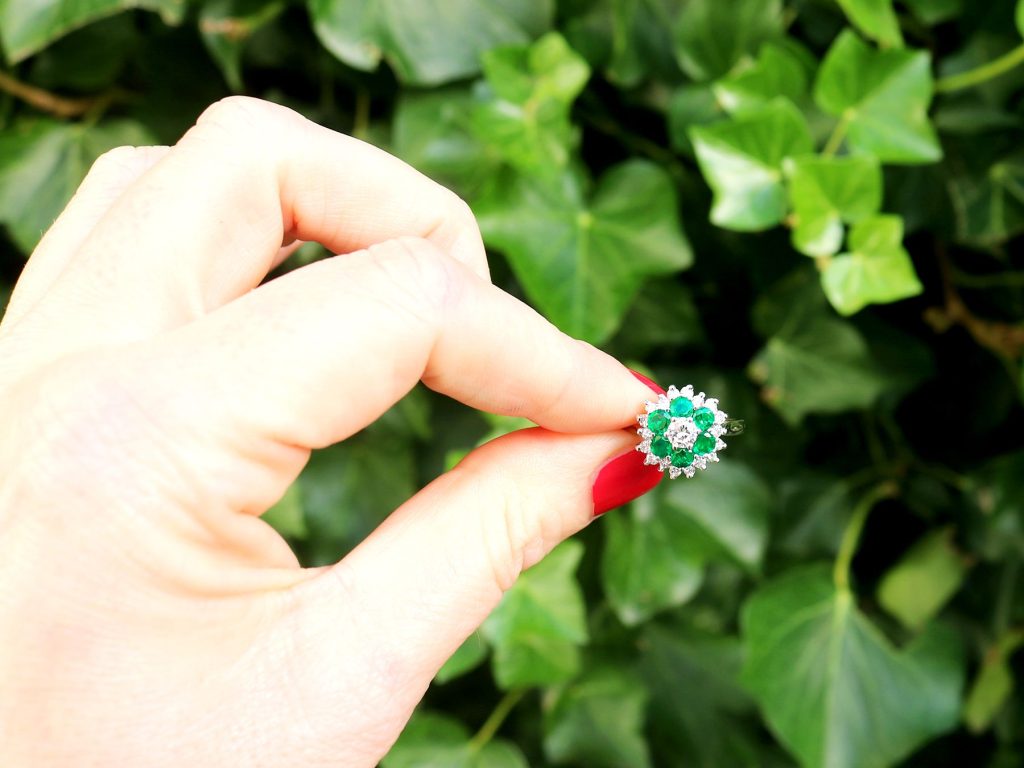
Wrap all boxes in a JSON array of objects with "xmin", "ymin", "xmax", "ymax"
[{"xmin": 0, "ymin": 97, "xmax": 661, "ymax": 766}]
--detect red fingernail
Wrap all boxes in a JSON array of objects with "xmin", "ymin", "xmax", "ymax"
[
  {"xmin": 629, "ymin": 369, "xmax": 665, "ymax": 395},
  {"xmin": 592, "ymin": 448, "xmax": 663, "ymax": 516}
]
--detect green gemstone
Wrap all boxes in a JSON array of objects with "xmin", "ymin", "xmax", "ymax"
[
  {"xmin": 693, "ymin": 407, "xmax": 715, "ymax": 431},
  {"xmin": 651, "ymin": 437, "xmax": 672, "ymax": 458},
  {"xmin": 646, "ymin": 410, "xmax": 671, "ymax": 433},
  {"xmin": 669, "ymin": 397, "xmax": 693, "ymax": 417},
  {"xmin": 671, "ymin": 448, "xmax": 694, "ymax": 468},
  {"xmin": 693, "ymin": 433, "xmax": 717, "ymax": 455}
]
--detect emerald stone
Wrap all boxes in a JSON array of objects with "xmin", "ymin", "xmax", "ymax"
[
  {"xmin": 693, "ymin": 407, "xmax": 715, "ymax": 431},
  {"xmin": 693, "ymin": 433, "xmax": 716, "ymax": 455},
  {"xmin": 669, "ymin": 397, "xmax": 693, "ymax": 417},
  {"xmin": 646, "ymin": 410, "xmax": 671, "ymax": 433},
  {"xmin": 671, "ymin": 448, "xmax": 694, "ymax": 468},
  {"xmin": 651, "ymin": 437, "xmax": 672, "ymax": 458}
]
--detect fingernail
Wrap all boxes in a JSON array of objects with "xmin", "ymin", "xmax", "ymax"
[
  {"xmin": 629, "ymin": 369, "xmax": 665, "ymax": 395},
  {"xmin": 592, "ymin": 447, "xmax": 663, "ymax": 517}
]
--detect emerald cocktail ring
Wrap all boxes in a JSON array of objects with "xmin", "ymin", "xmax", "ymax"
[{"xmin": 636, "ymin": 384, "xmax": 744, "ymax": 479}]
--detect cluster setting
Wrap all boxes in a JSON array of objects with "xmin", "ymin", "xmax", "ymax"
[{"xmin": 636, "ymin": 384, "xmax": 728, "ymax": 479}]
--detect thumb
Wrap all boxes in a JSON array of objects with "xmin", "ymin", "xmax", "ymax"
[{"xmin": 279, "ymin": 427, "xmax": 659, "ymax": 753}]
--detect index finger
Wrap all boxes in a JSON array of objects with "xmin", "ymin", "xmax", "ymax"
[{"xmin": 12, "ymin": 97, "xmax": 487, "ymax": 368}]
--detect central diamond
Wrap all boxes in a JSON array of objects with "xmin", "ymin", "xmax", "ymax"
[{"xmin": 666, "ymin": 419, "xmax": 699, "ymax": 451}]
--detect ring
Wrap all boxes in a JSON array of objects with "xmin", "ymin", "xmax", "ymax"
[{"xmin": 636, "ymin": 384, "xmax": 743, "ymax": 479}]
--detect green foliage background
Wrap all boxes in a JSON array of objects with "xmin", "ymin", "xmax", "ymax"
[{"xmin": 2, "ymin": 0, "xmax": 1024, "ymax": 765}]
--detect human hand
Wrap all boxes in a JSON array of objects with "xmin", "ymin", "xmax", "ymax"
[{"xmin": 0, "ymin": 97, "xmax": 662, "ymax": 766}]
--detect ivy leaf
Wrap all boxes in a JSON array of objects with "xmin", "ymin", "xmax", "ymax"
[
  {"xmin": 820, "ymin": 214, "xmax": 923, "ymax": 316},
  {"xmin": 948, "ymin": 151, "xmax": 1024, "ymax": 246},
  {"xmin": 640, "ymin": 626, "xmax": 762, "ymax": 768},
  {"xmin": 749, "ymin": 278, "xmax": 892, "ymax": 425},
  {"xmin": 903, "ymin": 0, "xmax": 962, "ymax": 25},
  {"xmin": 741, "ymin": 565, "xmax": 965, "ymax": 768},
  {"xmin": 543, "ymin": 666, "xmax": 651, "ymax": 768},
  {"xmin": 470, "ymin": 32, "xmax": 590, "ymax": 175},
  {"xmin": 392, "ymin": 89, "xmax": 502, "ymax": 200},
  {"xmin": 877, "ymin": 528, "xmax": 968, "ymax": 631},
  {"xmin": 690, "ymin": 99, "xmax": 813, "ymax": 231},
  {"xmin": 481, "ymin": 541, "xmax": 588, "ymax": 689},
  {"xmin": 784, "ymin": 154, "xmax": 883, "ymax": 257},
  {"xmin": 475, "ymin": 160, "xmax": 692, "ymax": 344},
  {"xmin": 0, "ymin": 0, "xmax": 184, "ymax": 62},
  {"xmin": 814, "ymin": 30, "xmax": 941, "ymax": 164},
  {"xmin": 199, "ymin": 0, "xmax": 286, "ymax": 91},
  {"xmin": 663, "ymin": 461, "xmax": 772, "ymax": 572},
  {"xmin": 673, "ymin": 0, "xmax": 783, "ymax": 81},
  {"xmin": 600, "ymin": 490, "xmax": 705, "ymax": 626},
  {"xmin": 309, "ymin": 0, "xmax": 554, "ymax": 86},
  {"xmin": 667, "ymin": 84, "xmax": 722, "ymax": 156},
  {"xmin": 382, "ymin": 710, "xmax": 528, "ymax": 768},
  {"xmin": 713, "ymin": 43, "xmax": 809, "ymax": 116},
  {"xmin": 835, "ymin": 0, "xmax": 904, "ymax": 49},
  {"xmin": 0, "ymin": 118, "xmax": 155, "ymax": 254}
]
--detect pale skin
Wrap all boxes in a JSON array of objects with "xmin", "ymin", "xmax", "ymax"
[{"xmin": 0, "ymin": 97, "xmax": 655, "ymax": 766}]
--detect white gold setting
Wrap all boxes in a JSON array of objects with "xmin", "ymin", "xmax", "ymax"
[{"xmin": 636, "ymin": 384, "xmax": 731, "ymax": 479}]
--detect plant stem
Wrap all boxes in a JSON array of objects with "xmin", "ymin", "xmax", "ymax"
[
  {"xmin": 833, "ymin": 482, "xmax": 897, "ymax": 591},
  {"xmin": 0, "ymin": 70, "xmax": 117, "ymax": 119},
  {"xmin": 467, "ymin": 688, "xmax": 526, "ymax": 753},
  {"xmin": 821, "ymin": 113, "xmax": 850, "ymax": 157},
  {"xmin": 935, "ymin": 42, "xmax": 1024, "ymax": 94}
]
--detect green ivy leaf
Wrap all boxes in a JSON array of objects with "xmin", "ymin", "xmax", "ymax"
[
  {"xmin": 663, "ymin": 461, "xmax": 772, "ymax": 572},
  {"xmin": 481, "ymin": 540, "xmax": 588, "ymax": 689},
  {"xmin": 713, "ymin": 43, "xmax": 809, "ymax": 116},
  {"xmin": 392, "ymin": 89, "xmax": 502, "ymax": 200},
  {"xmin": 309, "ymin": 0, "xmax": 554, "ymax": 86},
  {"xmin": 749, "ymin": 278, "xmax": 893, "ymax": 425},
  {"xmin": 543, "ymin": 666, "xmax": 651, "ymax": 768},
  {"xmin": 382, "ymin": 710, "xmax": 528, "ymax": 768},
  {"xmin": 640, "ymin": 626, "xmax": 761, "ymax": 768},
  {"xmin": 835, "ymin": 0, "xmax": 904, "ymax": 49},
  {"xmin": 903, "ymin": 0, "xmax": 962, "ymax": 25},
  {"xmin": 814, "ymin": 30, "xmax": 941, "ymax": 164},
  {"xmin": 199, "ymin": 0, "xmax": 286, "ymax": 92},
  {"xmin": 0, "ymin": 0, "xmax": 184, "ymax": 62},
  {"xmin": 673, "ymin": 0, "xmax": 783, "ymax": 81},
  {"xmin": 0, "ymin": 118, "xmax": 155, "ymax": 254},
  {"xmin": 784, "ymin": 154, "xmax": 883, "ymax": 257},
  {"xmin": 877, "ymin": 528, "xmax": 969, "ymax": 631},
  {"xmin": 600, "ymin": 490, "xmax": 704, "ymax": 626},
  {"xmin": 470, "ymin": 32, "xmax": 590, "ymax": 174},
  {"xmin": 820, "ymin": 214, "xmax": 923, "ymax": 316},
  {"xmin": 948, "ymin": 151, "xmax": 1024, "ymax": 246},
  {"xmin": 741, "ymin": 565, "xmax": 965, "ymax": 768},
  {"xmin": 690, "ymin": 99, "xmax": 813, "ymax": 231},
  {"xmin": 475, "ymin": 160, "xmax": 692, "ymax": 344},
  {"xmin": 666, "ymin": 84, "xmax": 722, "ymax": 156}
]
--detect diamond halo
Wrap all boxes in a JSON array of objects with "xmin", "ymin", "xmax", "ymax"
[{"xmin": 636, "ymin": 384, "xmax": 729, "ymax": 479}]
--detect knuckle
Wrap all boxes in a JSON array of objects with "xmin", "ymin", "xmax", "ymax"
[
  {"xmin": 191, "ymin": 96, "xmax": 302, "ymax": 150},
  {"xmin": 365, "ymin": 237, "xmax": 465, "ymax": 325},
  {"xmin": 89, "ymin": 145, "xmax": 144, "ymax": 176}
]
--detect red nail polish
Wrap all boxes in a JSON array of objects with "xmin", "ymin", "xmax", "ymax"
[
  {"xmin": 592, "ymin": 448, "xmax": 663, "ymax": 516},
  {"xmin": 629, "ymin": 369, "xmax": 665, "ymax": 395}
]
